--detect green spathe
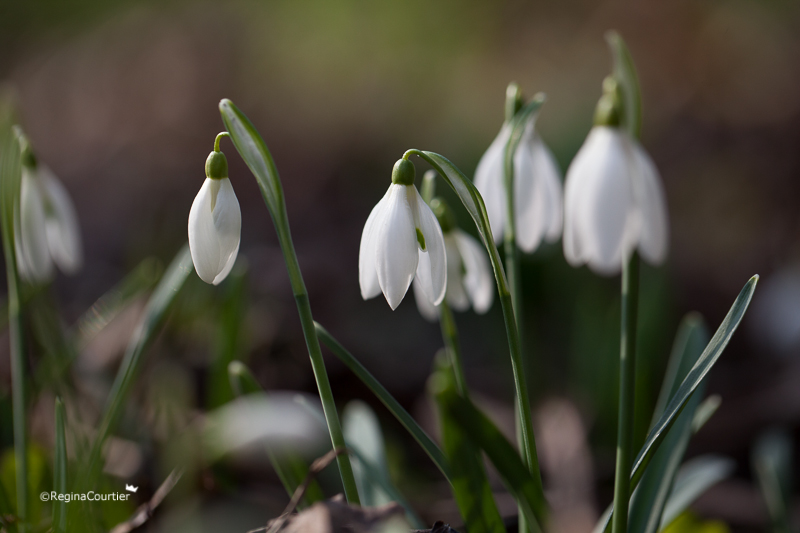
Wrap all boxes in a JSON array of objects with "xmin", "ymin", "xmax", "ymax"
[
  {"xmin": 391, "ymin": 158, "xmax": 415, "ymax": 185},
  {"xmin": 205, "ymin": 151, "xmax": 228, "ymax": 180}
]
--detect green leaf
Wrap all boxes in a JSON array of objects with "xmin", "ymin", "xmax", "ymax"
[
  {"xmin": 53, "ymin": 397, "xmax": 67, "ymax": 533},
  {"xmin": 433, "ymin": 375, "xmax": 546, "ymax": 533},
  {"xmin": 226, "ymin": 361, "xmax": 324, "ymax": 506},
  {"xmin": 430, "ymin": 362, "xmax": 506, "ymax": 533},
  {"xmin": 752, "ymin": 427, "xmax": 792, "ymax": 533},
  {"xmin": 208, "ymin": 265, "xmax": 249, "ymax": 408},
  {"xmin": 606, "ymin": 31, "xmax": 642, "ymax": 138},
  {"xmin": 628, "ymin": 314, "xmax": 710, "ymax": 533},
  {"xmin": 314, "ymin": 322, "xmax": 451, "ymax": 481},
  {"xmin": 596, "ymin": 276, "xmax": 758, "ymax": 533},
  {"xmin": 660, "ymin": 456, "xmax": 735, "ymax": 530},
  {"xmin": 84, "ymin": 245, "xmax": 193, "ymax": 485},
  {"xmin": 630, "ymin": 276, "xmax": 757, "ymax": 488},
  {"xmin": 691, "ymin": 395, "xmax": 721, "ymax": 434}
]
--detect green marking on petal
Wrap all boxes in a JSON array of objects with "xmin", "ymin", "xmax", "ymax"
[{"xmin": 416, "ymin": 228, "xmax": 426, "ymax": 251}]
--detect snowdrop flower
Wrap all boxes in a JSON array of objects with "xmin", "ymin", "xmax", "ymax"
[
  {"xmin": 412, "ymin": 198, "xmax": 494, "ymax": 322},
  {"xmin": 563, "ymin": 77, "xmax": 668, "ymax": 275},
  {"xmin": 15, "ymin": 143, "xmax": 83, "ymax": 283},
  {"xmin": 359, "ymin": 159, "xmax": 446, "ymax": 310},
  {"xmin": 188, "ymin": 146, "xmax": 241, "ymax": 285},
  {"xmin": 474, "ymin": 104, "xmax": 563, "ymax": 253}
]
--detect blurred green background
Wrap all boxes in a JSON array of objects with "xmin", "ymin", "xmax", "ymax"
[{"xmin": 1, "ymin": 0, "xmax": 800, "ymax": 531}]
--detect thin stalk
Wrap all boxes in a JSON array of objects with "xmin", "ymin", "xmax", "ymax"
[
  {"xmin": 504, "ymin": 84, "xmax": 531, "ymax": 533},
  {"xmin": 439, "ymin": 303, "xmax": 468, "ymax": 397},
  {"xmin": 612, "ymin": 252, "xmax": 640, "ymax": 533},
  {"xmin": 1, "ymin": 129, "xmax": 27, "ymax": 533},
  {"xmin": 219, "ymin": 102, "xmax": 360, "ymax": 505},
  {"xmin": 54, "ymin": 397, "xmax": 67, "ymax": 533}
]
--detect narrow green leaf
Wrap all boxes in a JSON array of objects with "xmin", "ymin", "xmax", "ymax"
[
  {"xmin": 503, "ymin": 93, "xmax": 546, "ymax": 193},
  {"xmin": 314, "ymin": 322, "xmax": 451, "ymax": 481},
  {"xmin": 226, "ymin": 361, "xmax": 323, "ymax": 505},
  {"xmin": 630, "ymin": 276, "xmax": 757, "ymax": 488},
  {"xmin": 84, "ymin": 245, "xmax": 193, "ymax": 485},
  {"xmin": 53, "ymin": 397, "xmax": 67, "ymax": 533},
  {"xmin": 628, "ymin": 315, "xmax": 710, "ymax": 533},
  {"xmin": 434, "ymin": 380, "xmax": 546, "ymax": 532},
  {"xmin": 209, "ymin": 266, "xmax": 249, "ymax": 408},
  {"xmin": 691, "ymin": 395, "xmax": 721, "ymax": 434},
  {"xmin": 752, "ymin": 428, "xmax": 792, "ymax": 533},
  {"xmin": 606, "ymin": 31, "xmax": 642, "ymax": 138},
  {"xmin": 660, "ymin": 455, "xmax": 735, "ymax": 530},
  {"xmin": 430, "ymin": 363, "xmax": 506, "ymax": 533},
  {"xmin": 596, "ymin": 276, "xmax": 758, "ymax": 533}
]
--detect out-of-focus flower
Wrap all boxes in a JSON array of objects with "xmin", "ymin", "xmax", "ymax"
[
  {"xmin": 188, "ymin": 148, "xmax": 241, "ymax": 285},
  {"xmin": 563, "ymin": 78, "xmax": 668, "ymax": 275},
  {"xmin": 15, "ymin": 144, "xmax": 83, "ymax": 283},
  {"xmin": 474, "ymin": 115, "xmax": 563, "ymax": 252},
  {"xmin": 412, "ymin": 198, "xmax": 493, "ymax": 322},
  {"xmin": 359, "ymin": 159, "xmax": 446, "ymax": 310}
]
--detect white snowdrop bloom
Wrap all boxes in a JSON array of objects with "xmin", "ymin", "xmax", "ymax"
[
  {"xmin": 15, "ymin": 146, "xmax": 83, "ymax": 283},
  {"xmin": 412, "ymin": 198, "xmax": 494, "ymax": 322},
  {"xmin": 474, "ymin": 118, "xmax": 563, "ymax": 253},
  {"xmin": 562, "ymin": 80, "xmax": 668, "ymax": 275},
  {"xmin": 188, "ymin": 149, "xmax": 241, "ymax": 285},
  {"xmin": 359, "ymin": 159, "xmax": 446, "ymax": 310}
]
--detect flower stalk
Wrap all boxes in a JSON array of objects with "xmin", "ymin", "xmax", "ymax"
[
  {"xmin": 219, "ymin": 100, "xmax": 360, "ymax": 504},
  {"xmin": 612, "ymin": 251, "xmax": 640, "ymax": 533}
]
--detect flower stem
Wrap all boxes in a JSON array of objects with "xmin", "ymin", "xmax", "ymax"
[
  {"xmin": 439, "ymin": 302, "xmax": 468, "ymax": 397},
  {"xmin": 612, "ymin": 251, "xmax": 640, "ymax": 533},
  {"xmin": 214, "ymin": 131, "xmax": 230, "ymax": 152}
]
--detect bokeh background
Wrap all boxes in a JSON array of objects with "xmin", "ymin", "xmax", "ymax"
[{"xmin": 1, "ymin": 0, "xmax": 800, "ymax": 531}]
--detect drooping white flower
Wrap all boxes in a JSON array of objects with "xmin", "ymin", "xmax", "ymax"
[
  {"xmin": 562, "ymin": 124, "xmax": 668, "ymax": 275},
  {"xmin": 412, "ymin": 199, "xmax": 494, "ymax": 322},
  {"xmin": 14, "ymin": 146, "xmax": 83, "ymax": 283},
  {"xmin": 359, "ymin": 159, "xmax": 446, "ymax": 310},
  {"xmin": 474, "ymin": 117, "xmax": 563, "ymax": 253},
  {"xmin": 188, "ymin": 149, "xmax": 241, "ymax": 285}
]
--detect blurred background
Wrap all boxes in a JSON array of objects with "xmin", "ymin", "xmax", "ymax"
[{"xmin": 1, "ymin": 0, "xmax": 800, "ymax": 531}]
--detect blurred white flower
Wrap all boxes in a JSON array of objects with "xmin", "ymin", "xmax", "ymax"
[
  {"xmin": 188, "ymin": 150, "xmax": 241, "ymax": 285},
  {"xmin": 412, "ymin": 199, "xmax": 494, "ymax": 322},
  {"xmin": 474, "ymin": 119, "xmax": 563, "ymax": 252},
  {"xmin": 562, "ymin": 125, "xmax": 668, "ymax": 275},
  {"xmin": 15, "ymin": 154, "xmax": 83, "ymax": 283},
  {"xmin": 359, "ymin": 159, "xmax": 446, "ymax": 310}
]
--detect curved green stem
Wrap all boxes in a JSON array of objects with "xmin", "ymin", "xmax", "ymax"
[
  {"xmin": 214, "ymin": 131, "xmax": 230, "ymax": 152},
  {"xmin": 219, "ymin": 100, "xmax": 360, "ymax": 504},
  {"xmin": 612, "ymin": 252, "xmax": 640, "ymax": 533},
  {"xmin": 439, "ymin": 302, "xmax": 468, "ymax": 397},
  {"xmin": 402, "ymin": 148, "xmax": 545, "ymax": 520}
]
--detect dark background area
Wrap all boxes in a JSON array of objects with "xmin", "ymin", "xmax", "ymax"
[{"xmin": 1, "ymin": 0, "xmax": 800, "ymax": 530}]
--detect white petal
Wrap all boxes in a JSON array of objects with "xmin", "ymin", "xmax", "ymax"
[
  {"xmin": 564, "ymin": 127, "xmax": 633, "ymax": 275},
  {"xmin": 474, "ymin": 125, "xmax": 510, "ymax": 244},
  {"xmin": 412, "ymin": 277, "xmax": 440, "ymax": 322},
  {"xmin": 188, "ymin": 178, "xmax": 241, "ymax": 285},
  {"xmin": 410, "ymin": 186, "xmax": 446, "ymax": 306},
  {"xmin": 39, "ymin": 166, "xmax": 83, "ymax": 274},
  {"xmin": 16, "ymin": 167, "xmax": 53, "ymax": 283},
  {"xmin": 533, "ymin": 136, "xmax": 564, "ymax": 243},
  {"xmin": 514, "ymin": 125, "xmax": 553, "ymax": 253},
  {"xmin": 375, "ymin": 184, "xmax": 418, "ymax": 310},
  {"xmin": 443, "ymin": 235, "xmax": 469, "ymax": 311},
  {"xmin": 358, "ymin": 188, "xmax": 390, "ymax": 300},
  {"xmin": 455, "ymin": 230, "xmax": 494, "ymax": 314},
  {"xmin": 630, "ymin": 141, "xmax": 669, "ymax": 265}
]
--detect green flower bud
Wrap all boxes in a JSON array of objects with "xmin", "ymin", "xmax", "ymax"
[
  {"xmin": 593, "ymin": 76, "xmax": 624, "ymax": 127},
  {"xmin": 391, "ymin": 158, "xmax": 416, "ymax": 186},
  {"xmin": 430, "ymin": 197, "xmax": 456, "ymax": 234},
  {"xmin": 205, "ymin": 150, "xmax": 228, "ymax": 180}
]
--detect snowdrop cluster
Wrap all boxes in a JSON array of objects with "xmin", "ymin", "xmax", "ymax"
[
  {"xmin": 15, "ymin": 139, "xmax": 83, "ymax": 283},
  {"xmin": 188, "ymin": 144, "xmax": 242, "ymax": 285}
]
